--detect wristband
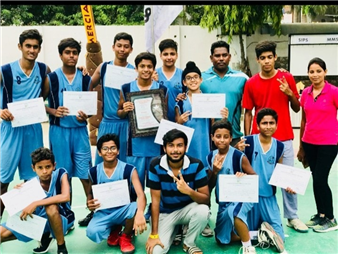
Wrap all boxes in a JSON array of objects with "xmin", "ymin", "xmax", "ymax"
[{"xmin": 149, "ymin": 234, "xmax": 159, "ymax": 239}]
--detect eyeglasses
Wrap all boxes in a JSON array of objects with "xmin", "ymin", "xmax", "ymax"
[
  {"xmin": 185, "ymin": 75, "xmax": 200, "ymax": 81},
  {"xmin": 101, "ymin": 146, "xmax": 117, "ymax": 152}
]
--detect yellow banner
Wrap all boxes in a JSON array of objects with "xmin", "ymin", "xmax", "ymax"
[{"xmin": 81, "ymin": 5, "xmax": 97, "ymax": 43}]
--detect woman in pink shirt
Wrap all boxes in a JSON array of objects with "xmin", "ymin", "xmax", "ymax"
[{"xmin": 297, "ymin": 57, "xmax": 338, "ymax": 233}]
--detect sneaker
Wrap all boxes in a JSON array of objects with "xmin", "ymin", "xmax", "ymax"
[
  {"xmin": 78, "ymin": 211, "xmax": 94, "ymax": 227},
  {"xmin": 286, "ymin": 218, "xmax": 308, "ymax": 233},
  {"xmin": 33, "ymin": 233, "xmax": 55, "ymax": 254},
  {"xmin": 313, "ymin": 217, "xmax": 338, "ymax": 233},
  {"xmin": 259, "ymin": 222, "xmax": 284, "ymax": 253},
  {"xmin": 107, "ymin": 225, "xmax": 122, "ymax": 247},
  {"xmin": 240, "ymin": 246, "xmax": 257, "ymax": 254},
  {"xmin": 119, "ymin": 233, "xmax": 135, "ymax": 254},
  {"xmin": 201, "ymin": 223, "xmax": 214, "ymax": 237},
  {"xmin": 65, "ymin": 225, "xmax": 75, "ymax": 235},
  {"xmin": 57, "ymin": 248, "xmax": 68, "ymax": 254},
  {"xmin": 305, "ymin": 214, "xmax": 325, "ymax": 228}
]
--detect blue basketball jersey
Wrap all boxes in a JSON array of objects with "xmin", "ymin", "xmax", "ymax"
[
  {"xmin": 101, "ymin": 61, "xmax": 135, "ymax": 120},
  {"xmin": 175, "ymin": 95, "xmax": 210, "ymax": 166},
  {"xmin": 47, "ymin": 68, "xmax": 91, "ymax": 128},
  {"xmin": 1, "ymin": 60, "xmax": 46, "ymax": 108},
  {"xmin": 246, "ymin": 134, "xmax": 284, "ymax": 197},
  {"xmin": 206, "ymin": 146, "xmax": 244, "ymax": 206},
  {"xmin": 156, "ymin": 67, "xmax": 183, "ymax": 122}
]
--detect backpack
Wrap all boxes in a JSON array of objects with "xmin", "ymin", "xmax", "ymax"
[
  {"xmin": 89, "ymin": 163, "xmax": 137, "ymax": 202},
  {"xmin": 1, "ymin": 62, "xmax": 46, "ymax": 109},
  {"xmin": 55, "ymin": 168, "xmax": 75, "ymax": 225},
  {"xmin": 48, "ymin": 72, "xmax": 90, "ymax": 126}
]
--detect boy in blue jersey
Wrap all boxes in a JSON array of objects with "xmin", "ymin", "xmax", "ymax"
[
  {"xmin": 242, "ymin": 108, "xmax": 296, "ymax": 253},
  {"xmin": 118, "ymin": 52, "xmax": 168, "ymax": 191},
  {"xmin": 156, "ymin": 39, "xmax": 183, "ymax": 122},
  {"xmin": 207, "ymin": 119, "xmax": 257, "ymax": 254},
  {"xmin": 146, "ymin": 129, "xmax": 210, "ymax": 254},
  {"xmin": 44, "ymin": 38, "xmax": 92, "ymax": 229},
  {"xmin": 86, "ymin": 134, "xmax": 147, "ymax": 254},
  {"xmin": 82, "ymin": 32, "xmax": 135, "ymax": 226},
  {"xmin": 0, "ymin": 29, "xmax": 51, "ymax": 218},
  {"xmin": 0, "ymin": 147, "xmax": 73, "ymax": 254}
]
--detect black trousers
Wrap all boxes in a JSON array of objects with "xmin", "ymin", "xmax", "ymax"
[{"xmin": 302, "ymin": 142, "xmax": 338, "ymax": 219}]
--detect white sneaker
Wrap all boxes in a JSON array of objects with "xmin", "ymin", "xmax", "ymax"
[
  {"xmin": 201, "ymin": 223, "xmax": 214, "ymax": 237},
  {"xmin": 287, "ymin": 218, "xmax": 308, "ymax": 233},
  {"xmin": 241, "ymin": 246, "xmax": 256, "ymax": 254},
  {"xmin": 259, "ymin": 222, "xmax": 284, "ymax": 253}
]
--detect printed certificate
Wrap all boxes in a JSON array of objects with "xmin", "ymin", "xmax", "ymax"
[
  {"xmin": 104, "ymin": 65, "xmax": 137, "ymax": 89},
  {"xmin": 6, "ymin": 212, "xmax": 47, "ymax": 241},
  {"xmin": 219, "ymin": 175, "xmax": 259, "ymax": 203},
  {"xmin": 8, "ymin": 97, "xmax": 47, "ymax": 128},
  {"xmin": 191, "ymin": 94, "xmax": 225, "ymax": 118},
  {"xmin": 269, "ymin": 163, "xmax": 311, "ymax": 195},
  {"xmin": 63, "ymin": 91, "xmax": 97, "ymax": 116},
  {"xmin": 0, "ymin": 178, "xmax": 46, "ymax": 217},
  {"xmin": 92, "ymin": 179, "xmax": 130, "ymax": 211}
]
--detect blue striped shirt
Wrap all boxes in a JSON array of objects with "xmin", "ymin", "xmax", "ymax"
[{"xmin": 147, "ymin": 154, "xmax": 208, "ymax": 213}]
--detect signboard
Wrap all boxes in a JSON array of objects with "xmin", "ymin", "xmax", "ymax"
[{"xmin": 81, "ymin": 5, "xmax": 97, "ymax": 43}]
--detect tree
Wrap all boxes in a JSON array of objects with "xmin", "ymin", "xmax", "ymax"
[{"xmin": 200, "ymin": 5, "xmax": 284, "ymax": 76}]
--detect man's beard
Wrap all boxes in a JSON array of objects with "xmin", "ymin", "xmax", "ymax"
[{"xmin": 167, "ymin": 152, "xmax": 185, "ymax": 164}]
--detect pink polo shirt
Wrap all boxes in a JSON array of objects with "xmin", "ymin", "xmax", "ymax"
[{"xmin": 300, "ymin": 81, "xmax": 338, "ymax": 145}]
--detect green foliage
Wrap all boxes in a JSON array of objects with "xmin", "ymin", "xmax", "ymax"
[
  {"xmin": 301, "ymin": 5, "xmax": 338, "ymax": 19},
  {"xmin": 200, "ymin": 5, "xmax": 284, "ymax": 43}
]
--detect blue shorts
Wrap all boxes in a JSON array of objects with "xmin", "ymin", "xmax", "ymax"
[
  {"xmin": 49, "ymin": 125, "xmax": 91, "ymax": 179},
  {"xmin": 247, "ymin": 195, "xmax": 285, "ymax": 241},
  {"xmin": 86, "ymin": 202, "xmax": 137, "ymax": 243},
  {"xmin": 215, "ymin": 202, "xmax": 254, "ymax": 244},
  {"xmin": 0, "ymin": 122, "xmax": 43, "ymax": 183}
]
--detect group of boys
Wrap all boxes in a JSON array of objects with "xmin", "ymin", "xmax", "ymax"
[{"xmin": 0, "ymin": 28, "xmax": 308, "ymax": 254}]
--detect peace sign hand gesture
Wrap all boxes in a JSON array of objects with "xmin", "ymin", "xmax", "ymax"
[{"xmin": 172, "ymin": 170, "xmax": 192, "ymax": 195}]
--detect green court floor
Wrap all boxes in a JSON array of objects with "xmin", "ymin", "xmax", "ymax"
[{"xmin": 1, "ymin": 126, "xmax": 337, "ymax": 254}]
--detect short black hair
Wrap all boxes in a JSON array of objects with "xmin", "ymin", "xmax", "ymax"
[
  {"xmin": 113, "ymin": 32, "xmax": 133, "ymax": 47},
  {"xmin": 211, "ymin": 119, "xmax": 233, "ymax": 136},
  {"xmin": 58, "ymin": 38, "xmax": 81, "ymax": 55},
  {"xmin": 31, "ymin": 147, "xmax": 55, "ymax": 166},
  {"xmin": 19, "ymin": 29, "xmax": 43, "ymax": 46},
  {"xmin": 255, "ymin": 41, "xmax": 277, "ymax": 58},
  {"xmin": 135, "ymin": 52, "xmax": 156, "ymax": 69},
  {"xmin": 210, "ymin": 40, "xmax": 230, "ymax": 55},
  {"xmin": 97, "ymin": 133, "xmax": 120, "ymax": 151},
  {"xmin": 163, "ymin": 129, "xmax": 188, "ymax": 147},
  {"xmin": 159, "ymin": 39, "xmax": 178, "ymax": 53},
  {"xmin": 256, "ymin": 108, "xmax": 278, "ymax": 125}
]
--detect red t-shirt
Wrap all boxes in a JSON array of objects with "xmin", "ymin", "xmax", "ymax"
[{"xmin": 242, "ymin": 70, "xmax": 300, "ymax": 141}]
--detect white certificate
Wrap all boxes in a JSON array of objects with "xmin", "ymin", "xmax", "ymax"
[
  {"xmin": 219, "ymin": 175, "xmax": 259, "ymax": 203},
  {"xmin": 63, "ymin": 91, "xmax": 97, "ymax": 116},
  {"xmin": 104, "ymin": 64, "xmax": 137, "ymax": 89},
  {"xmin": 92, "ymin": 179, "xmax": 130, "ymax": 211},
  {"xmin": 191, "ymin": 94, "xmax": 225, "ymax": 118},
  {"xmin": 6, "ymin": 212, "xmax": 47, "ymax": 241},
  {"xmin": 134, "ymin": 97, "xmax": 160, "ymax": 129},
  {"xmin": 269, "ymin": 163, "xmax": 312, "ymax": 195},
  {"xmin": 154, "ymin": 119, "xmax": 194, "ymax": 151},
  {"xmin": 0, "ymin": 178, "xmax": 46, "ymax": 217},
  {"xmin": 7, "ymin": 97, "xmax": 47, "ymax": 128}
]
